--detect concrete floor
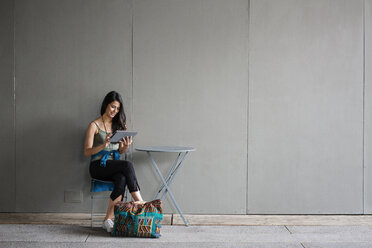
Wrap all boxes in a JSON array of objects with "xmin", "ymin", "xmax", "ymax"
[{"xmin": 2, "ymin": 224, "xmax": 372, "ymax": 248}]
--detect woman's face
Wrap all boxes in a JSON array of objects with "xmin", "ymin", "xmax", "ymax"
[{"xmin": 106, "ymin": 100, "xmax": 120, "ymax": 118}]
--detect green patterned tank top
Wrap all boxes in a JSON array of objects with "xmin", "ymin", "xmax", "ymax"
[{"xmin": 91, "ymin": 121, "xmax": 119, "ymax": 162}]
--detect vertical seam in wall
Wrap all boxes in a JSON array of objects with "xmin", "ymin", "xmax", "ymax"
[
  {"xmin": 13, "ymin": 0, "xmax": 17, "ymax": 212},
  {"xmin": 246, "ymin": 0, "xmax": 250, "ymax": 215},
  {"xmin": 132, "ymin": 0, "xmax": 134, "ymax": 130},
  {"xmin": 363, "ymin": 0, "xmax": 366, "ymax": 214},
  {"xmin": 131, "ymin": 0, "xmax": 134, "ymax": 159},
  {"xmin": 13, "ymin": 0, "xmax": 16, "ymax": 212}
]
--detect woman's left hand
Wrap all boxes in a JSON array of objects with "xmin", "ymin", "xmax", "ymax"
[{"xmin": 119, "ymin": 136, "xmax": 132, "ymax": 153}]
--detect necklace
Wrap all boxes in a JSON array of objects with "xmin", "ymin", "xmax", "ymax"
[{"xmin": 101, "ymin": 116, "xmax": 108, "ymax": 133}]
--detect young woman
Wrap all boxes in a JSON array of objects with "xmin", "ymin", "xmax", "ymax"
[{"xmin": 84, "ymin": 91, "xmax": 143, "ymax": 232}]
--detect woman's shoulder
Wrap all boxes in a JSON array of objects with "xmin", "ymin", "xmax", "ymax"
[{"xmin": 89, "ymin": 118, "xmax": 102, "ymax": 134}]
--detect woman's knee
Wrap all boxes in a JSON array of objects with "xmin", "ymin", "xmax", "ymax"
[
  {"xmin": 118, "ymin": 160, "xmax": 135, "ymax": 175},
  {"xmin": 125, "ymin": 160, "xmax": 134, "ymax": 169}
]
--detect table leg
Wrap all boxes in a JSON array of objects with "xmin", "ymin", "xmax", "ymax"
[
  {"xmin": 160, "ymin": 152, "xmax": 189, "ymax": 201},
  {"xmin": 147, "ymin": 151, "xmax": 189, "ymax": 227},
  {"xmin": 155, "ymin": 152, "xmax": 181, "ymax": 200}
]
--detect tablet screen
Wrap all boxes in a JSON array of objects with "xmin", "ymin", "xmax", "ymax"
[{"xmin": 110, "ymin": 131, "xmax": 138, "ymax": 143}]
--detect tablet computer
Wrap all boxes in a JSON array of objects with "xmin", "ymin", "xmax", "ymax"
[{"xmin": 109, "ymin": 131, "xmax": 138, "ymax": 143}]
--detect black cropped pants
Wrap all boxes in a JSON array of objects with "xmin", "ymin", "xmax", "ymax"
[{"xmin": 89, "ymin": 159, "xmax": 140, "ymax": 201}]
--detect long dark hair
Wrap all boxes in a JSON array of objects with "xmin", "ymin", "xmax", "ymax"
[{"xmin": 100, "ymin": 91, "xmax": 127, "ymax": 132}]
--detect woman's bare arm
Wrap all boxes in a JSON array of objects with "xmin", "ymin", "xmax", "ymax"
[{"xmin": 84, "ymin": 122, "xmax": 106, "ymax": 157}]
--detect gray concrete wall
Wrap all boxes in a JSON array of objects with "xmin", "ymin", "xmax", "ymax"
[
  {"xmin": 0, "ymin": 0, "xmax": 15, "ymax": 212},
  {"xmin": 365, "ymin": 0, "xmax": 372, "ymax": 214},
  {"xmin": 132, "ymin": 0, "xmax": 248, "ymax": 214},
  {"xmin": 248, "ymin": 0, "xmax": 364, "ymax": 214},
  {"xmin": 0, "ymin": 0, "xmax": 370, "ymax": 214},
  {"xmin": 14, "ymin": 0, "xmax": 133, "ymax": 212}
]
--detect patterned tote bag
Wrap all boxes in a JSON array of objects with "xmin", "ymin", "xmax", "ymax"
[{"xmin": 112, "ymin": 199, "xmax": 163, "ymax": 238}]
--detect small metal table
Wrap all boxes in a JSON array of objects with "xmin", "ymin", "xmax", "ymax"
[{"xmin": 136, "ymin": 146, "xmax": 196, "ymax": 226}]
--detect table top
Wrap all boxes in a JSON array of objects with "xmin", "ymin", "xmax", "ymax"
[{"xmin": 136, "ymin": 146, "xmax": 196, "ymax": 152}]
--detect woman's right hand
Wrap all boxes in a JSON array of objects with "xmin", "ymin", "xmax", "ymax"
[{"xmin": 103, "ymin": 133, "xmax": 112, "ymax": 148}]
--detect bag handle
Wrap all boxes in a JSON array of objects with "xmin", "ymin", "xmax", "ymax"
[{"xmin": 128, "ymin": 207, "xmax": 145, "ymax": 216}]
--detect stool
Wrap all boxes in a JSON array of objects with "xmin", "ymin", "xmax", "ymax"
[{"xmin": 90, "ymin": 178, "xmax": 128, "ymax": 228}]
